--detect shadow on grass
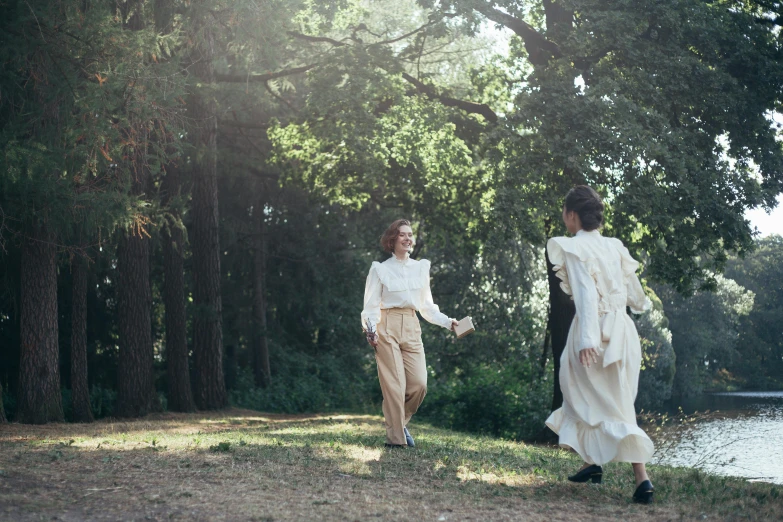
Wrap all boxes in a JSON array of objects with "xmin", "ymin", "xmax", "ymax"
[{"xmin": 1, "ymin": 410, "xmax": 782, "ymax": 520}]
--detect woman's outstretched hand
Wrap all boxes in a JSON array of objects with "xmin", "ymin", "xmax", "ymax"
[
  {"xmin": 450, "ymin": 319, "xmax": 459, "ymax": 331},
  {"xmin": 579, "ymin": 348, "xmax": 599, "ymax": 368}
]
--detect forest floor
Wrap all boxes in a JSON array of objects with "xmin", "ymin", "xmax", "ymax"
[{"xmin": 0, "ymin": 408, "xmax": 780, "ymax": 521}]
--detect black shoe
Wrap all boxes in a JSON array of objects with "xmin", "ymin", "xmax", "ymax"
[
  {"xmin": 568, "ymin": 464, "xmax": 603, "ymax": 484},
  {"xmin": 633, "ymin": 480, "xmax": 654, "ymax": 504},
  {"xmin": 403, "ymin": 427, "xmax": 415, "ymax": 447},
  {"xmin": 384, "ymin": 443, "xmax": 406, "ymax": 448}
]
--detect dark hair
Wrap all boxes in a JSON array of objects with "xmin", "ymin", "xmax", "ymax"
[
  {"xmin": 564, "ymin": 185, "xmax": 604, "ymax": 231},
  {"xmin": 380, "ymin": 219, "xmax": 412, "ymax": 253}
]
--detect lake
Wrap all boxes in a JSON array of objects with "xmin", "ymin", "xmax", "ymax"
[{"xmin": 651, "ymin": 391, "xmax": 783, "ymax": 485}]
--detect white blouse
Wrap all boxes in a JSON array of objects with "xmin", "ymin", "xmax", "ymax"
[
  {"xmin": 547, "ymin": 229, "xmax": 651, "ymax": 352},
  {"xmin": 361, "ymin": 256, "xmax": 453, "ymax": 332}
]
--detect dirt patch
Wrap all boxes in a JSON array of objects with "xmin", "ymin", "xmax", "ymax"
[{"xmin": 0, "ymin": 409, "xmax": 779, "ymax": 521}]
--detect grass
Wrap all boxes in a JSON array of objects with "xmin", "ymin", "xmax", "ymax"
[{"xmin": 0, "ymin": 409, "xmax": 780, "ymax": 521}]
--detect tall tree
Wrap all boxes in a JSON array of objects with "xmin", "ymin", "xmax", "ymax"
[
  {"xmin": 116, "ymin": 211, "xmax": 159, "ymax": 417},
  {"xmin": 188, "ymin": 4, "xmax": 227, "ymax": 409},
  {"xmin": 115, "ymin": 0, "xmax": 161, "ymax": 418},
  {"xmin": 17, "ymin": 222, "xmax": 64, "ymax": 424},
  {"xmin": 267, "ymin": 0, "xmax": 783, "ymax": 412},
  {"xmin": 252, "ymin": 180, "xmax": 271, "ymax": 387},
  {"xmin": 0, "ymin": 383, "xmax": 6, "ymax": 423},
  {"xmin": 162, "ymin": 165, "xmax": 196, "ymax": 411},
  {"xmin": 429, "ymin": 0, "xmax": 783, "ymax": 405},
  {"xmin": 70, "ymin": 256, "xmax": 93, "ymax": 422}
]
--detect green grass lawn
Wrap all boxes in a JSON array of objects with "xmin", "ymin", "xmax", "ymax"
[{"xmin": 0, "ymin": 409, "xmax": 780, "ymax": 521}]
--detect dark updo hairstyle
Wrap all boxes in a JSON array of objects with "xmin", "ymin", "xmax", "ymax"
[
  {"xmin": 564, "ymin": 185, "xmax": 604, "ymax": 231},
  {"xmin": 380, "ymin": 219, "xmax": 412, "ymax": 253}
]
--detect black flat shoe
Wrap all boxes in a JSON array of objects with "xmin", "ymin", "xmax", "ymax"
[
  {"xmin": 568, "ymin": 464, "xmax": 603, "ymax": 484},
  {"xmin": 403, "ymin": 427, "xmax": 415, "ymax": 447},
  {"xmin": 633, "ymin": 480, "xmax": 654, "ymax": 504},
  {"xmin": 384, "ymin": 443, "xmax": 406, "ymax": 449}
]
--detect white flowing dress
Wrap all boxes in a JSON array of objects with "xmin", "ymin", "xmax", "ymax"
[{"xmin": 545, "ymin": 229, "xmax": 654, "ymax": 465}]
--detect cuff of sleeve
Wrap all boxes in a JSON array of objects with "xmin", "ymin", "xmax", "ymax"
[
  {"xmin": 442, "ymin": 317, "xmax": 454, "ymax": 330},
  {"xmin": 579, "ymin": 337, "xmax": 600, "ymax": 351},
  {"xmin": 629, "ymin": 297, "xmax": 653, "ymax": 315}
]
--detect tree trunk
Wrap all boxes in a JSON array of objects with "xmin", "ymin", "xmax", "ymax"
[
  {"xmin": 17, "ymin": 223, "xmax": 64, "ymax": 424},
  {"xmin": 70, "ymin": 257, "xmax": 93, "ymax": 422},
  {"xmin": 0, "ymin": 382, "xmax": 7, "ymax": 423},
  {"xmin": 252, "ymin": 184, "xmax": 271, "ymax": 388},
  {"xmin": 546, "ymin": 249, "xmax": 575, "ymax": 411},
  {"xmin": 116, "ymin": 216, "xmax": 159, "ymax": 417},
  {"xmin": 189, "ymin": 17, "xmax": 227, "ymax": 409},
  {"xmin": 162, "ymin": 166, "xmax": 196, "ymax": 412}
]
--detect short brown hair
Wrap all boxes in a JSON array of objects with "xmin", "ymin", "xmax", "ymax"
[{"xmin": 380, "ymin": 219, "xmax": 412, "ymax": 253}]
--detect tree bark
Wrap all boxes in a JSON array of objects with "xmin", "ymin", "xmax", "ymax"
[
  {"xmin": 162, "ymin": 166, "xmax": 196, "ymax": 411},
  {"xmin": 70, "ymin": 257, "xmax": 93, "ymax": 422},
  {"xmin": 252, "ymin": 183, "xmax": 271, "ymax": 388},
  {"xmin": 17, "ymin": 223, "xmax": 64, "ymax": 424},
  {"xmin": 189, "ymin": 15, "xmax": 227, "ymax": 410},
  {"xmin": 116, "ymin": 211, "xmax": 159, "ymax": 417},
  {"xmin": 0, "ymin": 382, "xmax": 7, "ymax": 423}
]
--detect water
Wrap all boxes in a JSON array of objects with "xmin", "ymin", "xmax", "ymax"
[{"xmin": 651, "ymin": 391, "xmax": 783, "ymax": 485}]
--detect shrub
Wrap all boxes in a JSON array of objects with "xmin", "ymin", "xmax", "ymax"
[{"xmin": 420, "ymin": 359, "xmax": 552, "ymax": 441}]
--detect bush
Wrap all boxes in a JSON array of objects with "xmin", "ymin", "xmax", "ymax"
[
  {"xmin": 419, "ymin": 360, "xmax": 552, "ymax": 441},
  {"xmin": 229, "ymin": 345, "xmax": 378, "ymax": 414},
  {"xmin": 634, "ymin": 307, "xmax": 676, "ymax": 410},
  {"xmin": 61, "ymin": 385, "xmax": 117, "ymax": 421}
]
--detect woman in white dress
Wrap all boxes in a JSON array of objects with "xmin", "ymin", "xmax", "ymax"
[
  {"xmin": 361, "ymin": 219, "xmax": 459, "ymax": 448},
  {"xmin": 545, "ymin": 186, "xmax": 655, "ymax": 504}
]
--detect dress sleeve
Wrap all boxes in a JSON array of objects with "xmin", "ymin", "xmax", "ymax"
[
  {"xmin": 361, "ymin": 262, "xmax": 382, "ymax": 332},
  {"xmin": 565, "ymin": 252, "xmax": 602, "ymax": 351},
  {"xmin": 613, "ymin": 241, "xmax": 652, "ymax": 314},
  {"xmin": 418, "ymin": 260, "xmax": 453, "ymax": 329}
]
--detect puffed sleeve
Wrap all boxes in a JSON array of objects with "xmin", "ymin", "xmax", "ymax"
[
  {"xmin": 565, "ymin": 252, "xmax": 602, "ymax": 351},
  {"xmin": 418, "ymin": 260, "xmax": 453, "ymax": 329},
  {"xmin": 546, "ymin": 237, "xmax": 572, "ymax": 295},
  {"xmin": 361, "ymin": 262, "xmax": 382, "ymax": 332},
  {"xmin": 613, "ymin": 240, "xmax": 652, "ymax": 314}
]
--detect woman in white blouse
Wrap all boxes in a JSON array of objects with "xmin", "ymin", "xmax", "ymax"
[
  {"xmin": 544, "ymin": 186, "xmax": 655, "ymax": 504},
  {"xmin": 361, "ymin": 219, "xmax": 458, "ymax": 448}
]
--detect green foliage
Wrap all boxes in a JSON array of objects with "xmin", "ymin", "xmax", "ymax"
[
  {"xmin": 656, "ymin": 274, "xmax": 755, "ymax": 397},
  {"xmin": 463, "ymin": 0, "xmax": 783, "ymax": 293},
  {"xmin": 209, "ymin": 441, "xmax": 232, "ymax": 452},
  {"xmin": 229, "ymin": 353, "xmax": 377, "ymax": 414},
  {"xmin": 420, "ymin": 360, "xmax": 553, "ymax": 441},
  {"xmin": 725, "ymin": 235, "xmax": 783, "ymax": 389},
  {"xmin": 1, "ymin": 0, "xmax": 782, "ymax": 433},
  {"xmin": 0, "ymin": 0, "xmax": 185, "ymax": 247},
  {"xmin": 635, "ymin": 306, "xmax": 676, "ymax": 410}
]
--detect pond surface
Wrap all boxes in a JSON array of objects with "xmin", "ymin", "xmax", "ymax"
[{"xmin": 651, "ymin": 391, "xmax": 783, "ymax": 485}]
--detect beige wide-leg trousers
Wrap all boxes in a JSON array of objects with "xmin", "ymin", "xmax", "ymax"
[{"xmin": 375, "ymin": 308, "xmax": 428, "ymax": 445}]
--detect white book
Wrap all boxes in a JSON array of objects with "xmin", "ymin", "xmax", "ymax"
[{"xmin": 454, "ymin": 316, "xmax": 475, "ymax": 339}]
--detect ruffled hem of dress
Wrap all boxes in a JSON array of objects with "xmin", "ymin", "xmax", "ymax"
[{"xmin": 545, "ymin": 408, "xmax": 654, "ymax": 465}]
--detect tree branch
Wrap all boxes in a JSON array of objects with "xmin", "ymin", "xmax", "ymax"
[
  {"xmin": 219, "ymin": 120, "xmax": 270, "ymax": 130},
  {"xmin": 401, "ymin": 72, "xmax": 497, "ymax": 123},
  {"xmin": 287, "ymin": 31, "xmax": 347, "ymax": 47},
  {"xmin": 215, "ymin": 64, "xmax": 318, "ymax": 83},
  {"xmin": 367, "ymin": 15, "xmax": 452, "ymax": 47},
  {"xmin": 473, "ymin": 4, "xmax": 561, "ymax": 66}
]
